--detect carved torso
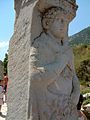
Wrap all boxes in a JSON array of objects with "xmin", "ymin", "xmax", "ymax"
[
  {"xmin": 30, "ymin": 33, "xmax": 74, "ymax": 96},
  {"xmin": 29, "ymin": 33, "xmax": 78, "ymax": 120}
]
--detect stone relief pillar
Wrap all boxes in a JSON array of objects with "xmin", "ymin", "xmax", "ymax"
[
  {"xmin": 7, "ymin": 0, "xmax": 80, "ymax": 120},
  {"xmin": 7, "ymin": 0, "xmax": 41, "ymax": 120}
]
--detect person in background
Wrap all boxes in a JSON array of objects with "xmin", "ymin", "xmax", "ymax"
[
  {"xmin": 3, "ymin": 73, "xmax": 8, "ymax": 102},
  {"xmin": 0, "ymin": 78, "xmax": 4, "ymax": 115},
  {"xmin": 77, "ymin": 94, "xmax": 87, "ymax": 120}
]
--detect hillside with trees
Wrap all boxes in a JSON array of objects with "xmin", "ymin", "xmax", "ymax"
[{"xmin": 69, "ymin": 26, "xmax": 90, "ymax": 46}]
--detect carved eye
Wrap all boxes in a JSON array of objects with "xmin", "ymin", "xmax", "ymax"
[{"xmin": 61, "ymin": 19, "xmax": 64, "ymax": 23}]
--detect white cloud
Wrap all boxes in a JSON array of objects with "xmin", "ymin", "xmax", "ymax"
[
  {"xmin": 0, "ymin": 41, "xmax": 9, "ymax": 49},
  {"xmin": 0, "ymin": 41, "xmax": 9, "ymax": 60}
]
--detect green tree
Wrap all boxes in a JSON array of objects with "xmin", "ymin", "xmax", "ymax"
[
  {"xmin": 76, "ymin": 59, "xmax": 90, "ymax": 83},
  {"xmin": 3, "ymin": 53, "xmax": 8, "ymax": 74}
]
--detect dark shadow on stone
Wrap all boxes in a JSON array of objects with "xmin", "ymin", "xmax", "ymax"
[{"xmin": 0, "ymin": 113, "xmax": 6, "ymax": 118}]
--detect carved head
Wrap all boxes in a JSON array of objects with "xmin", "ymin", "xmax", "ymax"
[{"xmin": 42, "ymin": 7, "xmax": 68, "ymax": 37}]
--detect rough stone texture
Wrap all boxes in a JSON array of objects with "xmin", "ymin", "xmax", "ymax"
[
  {"xmin": 0, "ymin": 60, "xmax": 4, "ymax": 80},
  {"xmin": 7, "ymin": 0, "xmax": 80, "ymax": 120}
]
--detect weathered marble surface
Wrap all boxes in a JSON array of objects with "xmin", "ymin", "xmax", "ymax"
[{"xmin": 7, "ymin": 0, "xmax": 80, "ymax": 120}]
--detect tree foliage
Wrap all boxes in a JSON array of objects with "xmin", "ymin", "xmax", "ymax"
[
  {"xmin": 76, "ymin": 59, "xmax": 90, "ymax": 82},
  {"xmin": 3, "ymin": 53, "xmax": 8, "ymax": 74}
]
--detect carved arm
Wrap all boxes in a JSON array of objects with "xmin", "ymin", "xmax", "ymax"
[
  {"xmin": 29, "ymin": 45, "xmax": 68, "ymax": 82},
  {"xmin": 71, "ymin": 73, "xmax": 80, "ymax": 105},
  {"xmin": 69, "ymin": 50, "xmax": 80, "ymax": 105}
]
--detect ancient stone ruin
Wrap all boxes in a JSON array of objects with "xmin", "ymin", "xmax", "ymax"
[{"xmin": 7, "ymin": 0, "xmax": 80, "ymax": 120}]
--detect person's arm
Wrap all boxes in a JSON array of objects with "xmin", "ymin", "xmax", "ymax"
[{"xmin": 81, "ymin": 111, "xmax": 87, "ymax": 120}]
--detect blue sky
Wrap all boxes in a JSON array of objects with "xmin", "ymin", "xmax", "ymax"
[{"xmin": 0, "ymin": 0, "xmax": 90, "ymax": 61}]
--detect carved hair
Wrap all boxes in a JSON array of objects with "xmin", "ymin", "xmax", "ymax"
[{"xmin": 42, "ymin": 7, "xmax": 67, "ymax": 31}]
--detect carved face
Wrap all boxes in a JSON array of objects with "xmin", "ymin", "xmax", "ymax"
[
  {"xmin": 49, "ymin": 14, "xmax": 68, "ymax": 38},
  {"xmin": 42, "ymin": 7, "xmax": 68, "ymax": 38}
]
